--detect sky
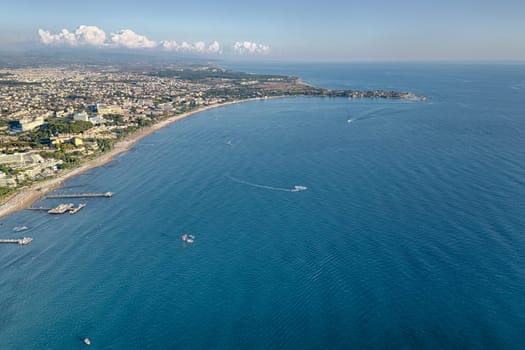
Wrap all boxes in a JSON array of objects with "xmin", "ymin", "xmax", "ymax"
[{"xmin": 2, "ymin": 0, "xmax": 525, "ymax": 61}]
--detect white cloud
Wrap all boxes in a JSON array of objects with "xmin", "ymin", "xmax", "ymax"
[
  {"xmin": 194, "ymin": 41, "xmax": 206, "ymax": 52},
  {"xmin": 160, "ymin": 40, "xmax": 222, "ymax": 54},
  {"xmin": 109, "ymin": 29, "xmax": 157, "ymax": 49},
  {"xmin": 38, "ymin": 26, "xmax": 155, "ymax": 49},
  {"xmin": 75, "ymin": 25, "xmax": 106, "ymax": 46},
  {"xmin": 38, "ymin": 28, "xmax": 79, "ymax": 46},
  {"xmin": 208, "ymin": 41, "xmax": 221, "ymax": 53},
  {"xmin": 233, "ymin": 41, "xmax": 271, "ymax": 55},
  {"xmin": 38, "ymin": 26, "xmax": 270, "ymax": 56},
  {"xmin": 38, "ymin": 26, "xmax": 106, "ymax": 47}
]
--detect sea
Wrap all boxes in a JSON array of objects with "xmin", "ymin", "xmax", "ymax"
[{"xmin": 1, "ymin": 62, "xmax": 524, "ymax": 349}]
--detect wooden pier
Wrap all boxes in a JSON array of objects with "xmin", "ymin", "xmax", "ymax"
[
  {"xmin": 26, "ymin": 207, "xmax": 52, "ymax": 211},
  {"xmin": 0, "ymin": 237, "xmax": 33, "ymax": 245},
  {"xmin": 45, "ymin": 192, "xmax": 113, "ymax": 199}
]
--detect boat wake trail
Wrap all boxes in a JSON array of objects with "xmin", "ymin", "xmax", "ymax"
[{"xmin": 226, "ymin": 175, "xmax": 307, "ymax": 192}]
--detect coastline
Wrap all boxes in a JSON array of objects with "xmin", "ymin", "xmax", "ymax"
[{"xmin": 0, "ymin": 98, "xmax": 267, "ymax": 219}]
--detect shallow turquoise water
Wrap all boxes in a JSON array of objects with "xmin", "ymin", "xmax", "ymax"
[{"xmin": 1, "ymin": 63, "xmax": 525, "ymax": 349}]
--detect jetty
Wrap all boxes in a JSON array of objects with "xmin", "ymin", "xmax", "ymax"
[
  {"xmin": 45, "ymin": 192, "xmax": 113, "ymax": 199},
  {"xmin": 0, "ymin": 237, "xmax": 33, "ymax": 245},
  {"xmin": 27, "ymin": 203, "xmax": 86, "ymax": 214},
  {"xmin": 26, "ymin": 207, "xmax": 52, "ymax": 211}
]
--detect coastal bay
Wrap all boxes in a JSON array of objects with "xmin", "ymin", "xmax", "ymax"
[
  {"xmin": 0, "ymin": 64, "xmax": 423, "ymax": 218},
  {"xmin": 1, "ymin": 63, "xmax": 524, "ymax": 348},
  {"xmin": 0, "ymin": 98, "xmax": 260, "ymax": 218}
]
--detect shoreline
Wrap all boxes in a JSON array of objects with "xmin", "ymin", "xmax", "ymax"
[{"xmin": 0, "ymin": 97, "xmax": 269, "ymax": 219}]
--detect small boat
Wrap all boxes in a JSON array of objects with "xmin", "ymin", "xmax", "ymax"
[
  {"xmin": 13, "ymin": 226, "xmax": 28, "ymax": 232},
  {"xmin": 292, "ymin": 185, "xmax": 308, "ymax": 192},
  {"xmin": 83, "ymin": 337, "xmax": 91, "ymax": 345},
  {"xmin": 187, "ymin": 234, "xmax": 195, "ymax": 243},
  {"xmin": 181, "ymin": 233, "xmax": 188, "ymax": 241}
]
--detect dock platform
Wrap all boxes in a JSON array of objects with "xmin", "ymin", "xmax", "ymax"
[
  {"xmin": 69, "ymin": 204, "xmax": 86, "ymax": 214},
  {"xmin": 48, "ymin": 203, "xmax": 74, "ymax": 214}
]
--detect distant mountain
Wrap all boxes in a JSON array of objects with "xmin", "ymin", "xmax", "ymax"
[{"xmin": 0, "ymin": 48, "xmax": 220, "ymax": 68}]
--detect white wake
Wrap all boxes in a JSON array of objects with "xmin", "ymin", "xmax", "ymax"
[{"xmin": 227, "ymin": 175, "xmax": 307, "ymax": 192}]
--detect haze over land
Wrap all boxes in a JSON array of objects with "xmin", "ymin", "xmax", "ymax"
[{"xmin": 2, "ymin": 0, "xmax": 525, "ymax": 61}]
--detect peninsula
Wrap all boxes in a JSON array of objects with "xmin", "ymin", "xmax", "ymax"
[{"xmin": 0, "ymin": 62, "xmax": 425, "ymax": 217}]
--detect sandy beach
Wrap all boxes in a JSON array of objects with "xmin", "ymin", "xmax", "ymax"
[{"xmin": 0, "ymin": 98, "xmax": 263, "ymax": 219}]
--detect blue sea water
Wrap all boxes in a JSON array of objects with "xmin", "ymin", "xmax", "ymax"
[{"xmin": 1, "ymin": 62, "xmax": 525, "ymax": 349}]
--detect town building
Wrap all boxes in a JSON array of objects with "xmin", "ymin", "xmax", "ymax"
[{"xmin": 9, "ymin": 116, "xmax": 45, "ymax": 133}]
